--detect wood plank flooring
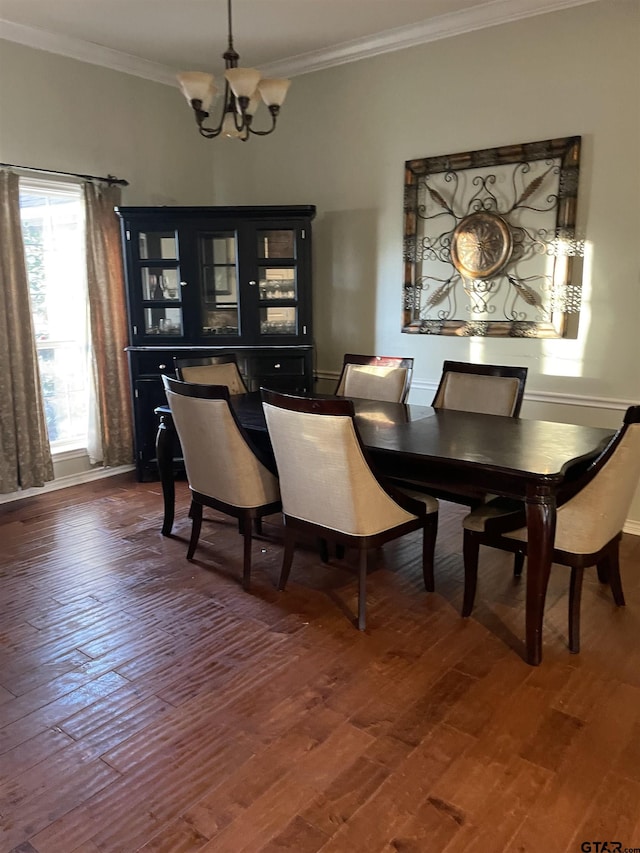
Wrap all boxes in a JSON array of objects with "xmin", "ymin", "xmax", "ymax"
[{"xmin": 1, "ymin": 473, "xmax": 639, "ymax": 852}]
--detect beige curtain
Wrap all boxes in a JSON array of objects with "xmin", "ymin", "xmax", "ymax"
[
  {"xmin": 84, "ymin": 183, "xmax": 133, "ymax": 467},
  {"xmin": 0, "ymin": 170, "xmax": 54, "ymax": 492}
]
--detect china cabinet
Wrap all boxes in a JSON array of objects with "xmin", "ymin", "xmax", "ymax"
[{"xmin": 117, "ymin": 205, "xmax": 315, "ymax": 480}]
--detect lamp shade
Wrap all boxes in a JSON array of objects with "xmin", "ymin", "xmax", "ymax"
[
  {"xmin": 257, "ymin": 78, "xmax": 291, "ymax": 107},
  {"xmin": 177, "ymin": 72, "xmax": 218, "ymax": 111},
  {"xmin": 237, "ymin": 89, "xmax": 261, "ymax": 117},
  {"xmin": 225, "ymin": 67, "xmax": 262, "ymax": 99}
]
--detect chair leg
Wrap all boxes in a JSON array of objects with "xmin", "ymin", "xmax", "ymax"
[
  {"xmin": 357, "ymin": 548, "xmax": 368, "ymax": 631},
  {"xmin": 568, "ymin": 566, "xmax": 584, "ymax": 653},
  {"xmin": 606, "ymin": 545, "xmax": 626, "ymax": 607},
  {"xmin": 596, "ymin": 558, "xmax": 609, "ymax": 584},
  {"xmin": 318, "ymin": 538, "xmax": 330, "ymax": 564},
  {"xmin": 279, "ymin": 529, "xmax": 295, "ymax": 590},
  {"xmin": 513, "ymin": 551, "xmax": 525, "ymax": 578},
  {"xmin": 187, "ymin": 500, "xmax": 203, "ymax": 560},
  {"xmin": 254, "ymin": 517, "xmax": 263, "ymax": 536},
  {"xmin": 462, "ymin": 531, "xmax": 480, "ymax": 617},
  {"xmin": 422, "ymin": 512, "xmax": 438, "ymax": 592},
  {"xmin": 242, "ymin": 514, "xmax": 253, "ymax": 592},
  {"xmin": 335, "ymin": 543, "xmax": 345, "ymax": 560}
]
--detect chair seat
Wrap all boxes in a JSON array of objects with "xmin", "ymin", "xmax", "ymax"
[
  {"xmin": 393, "ymin": 486, "xmax": 439, "ymax": 515},
  {"xmin": 462, "ymin": 497, "xmax": 526, "ymax": 534}
]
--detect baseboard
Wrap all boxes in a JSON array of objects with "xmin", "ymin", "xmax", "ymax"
[{"xmin": 0, "ymin": 464, "xmax": 136, "ymax": 505}]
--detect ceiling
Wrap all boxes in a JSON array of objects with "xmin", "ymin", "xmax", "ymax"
[{"xmin": 0, "ymin": 0, "xmax": 599, "ymax": 85}]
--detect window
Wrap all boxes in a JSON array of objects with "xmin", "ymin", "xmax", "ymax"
[{"xmin": 19, "ymin": 180, "xmax": 90, "ymax": 453}]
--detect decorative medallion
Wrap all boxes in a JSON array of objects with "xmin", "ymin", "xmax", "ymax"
[{"xmin": 451, "ymin": 212, "xmax": 513, "ymax": 279}]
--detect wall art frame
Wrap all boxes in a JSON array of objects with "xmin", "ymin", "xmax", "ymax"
[{"xmin": 402, "ymin": 136, "xmax": 583, "ymax": 338}]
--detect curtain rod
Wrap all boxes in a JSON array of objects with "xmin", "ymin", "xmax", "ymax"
[{"xmin": 0, "ymin": 162, "xmax": 129, "ymax": 187}]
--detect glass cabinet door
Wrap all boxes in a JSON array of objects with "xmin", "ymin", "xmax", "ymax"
[
  {"xmin": 257, "ymin": 229, "xmax": 300, "ymax": 337},
  {"xmin": 137, "ymin": 230, "xmax": 184, "ymax": 337},
  {"xmin": 199, "ymin": 232, "xmax": 240, "ymax": 337}
]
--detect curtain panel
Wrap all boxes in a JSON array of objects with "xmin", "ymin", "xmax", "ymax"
[
  {"xmin": 0, "ymin": 170, "xmax": 54, "ymax": 492},
  {"xmin": 84, "ymin": 183, "xmax": 133, "ymax": 468}
]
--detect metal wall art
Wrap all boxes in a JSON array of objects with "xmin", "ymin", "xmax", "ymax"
[{"xmin": 402, "ymin": 136, "xmax": 583, "ymax": 337}]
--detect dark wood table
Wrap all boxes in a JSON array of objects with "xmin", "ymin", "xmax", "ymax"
[{"xmin": 154, "ymin": 394, "xmax": 615, "ymax": 666}]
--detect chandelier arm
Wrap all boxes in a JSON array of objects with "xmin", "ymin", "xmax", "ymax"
[
  {"xmin": 188, "ymin": 98, "xmax": 225, "ymax": 138},
  {"xmin": 248, "ymin": 107, "xmax": 279, "ymax": 136},
  {"xmin": 199, "ymin": 125, "xmax": 224, "ymax": 139}
]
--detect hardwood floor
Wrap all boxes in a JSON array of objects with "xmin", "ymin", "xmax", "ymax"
[{"xmin": 1, "ymin": 473, "xmax": 639, "ymax": 852}]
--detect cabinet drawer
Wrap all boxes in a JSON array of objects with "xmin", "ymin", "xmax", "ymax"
[
  {"xmin": 135, "ymin": 353, "xmax": 178, "ymax": 377},
  {"xmin": 251, "ymin": 356, "xmax": 306, "ymax": 376}
]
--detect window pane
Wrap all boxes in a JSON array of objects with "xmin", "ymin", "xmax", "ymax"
[
  {"xmin": 259, "ymin": 267, "xmax": 296, "ymax": 300},
  {"xmin": 20, "ymin": 181, "xmax": 89, "ymax": 451},
  {"xmin": 141, "ymin": 268, "xmax": 180, "ymax": 301},
  {"xmin": 258, "ymin": 230, "xmax": 295, "ymax": 259},
  {"xmin": 144, "ymin": 306, "xmax": 183, "ymax": 336},
  {"xmin": 139, "ymin": 230, "xmax": 177, "ymax": 259},
  {"xmin": 260, "ymin": 306, "xmax": 297, "ymax": 335}
]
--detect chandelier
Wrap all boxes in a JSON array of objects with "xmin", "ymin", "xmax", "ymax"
[{"xmin": 177, "ymin": 0, "xmax": 291, "ymax": 141}]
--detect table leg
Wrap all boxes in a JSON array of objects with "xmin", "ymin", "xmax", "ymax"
[
  {"xmin": 156, "ymin": 413, "xmax": 175, "ymax": 536},
  {"xmin": 524, "ymin": 490, "xmax": 557, "ymax": 666}
]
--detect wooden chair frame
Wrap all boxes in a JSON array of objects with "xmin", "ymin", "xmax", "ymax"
[
  {"xmin": 261, "ymin": 389, "xmax": 438, "ymax": 629},
  {"xmin": 432, "ymin": 360, "xmax": 528, "ymax": 416},
  {"xmin": 163, "ymin": 376, "xmax": 280, "ymax": 590},
  {"xmin": 462, "ymin": 406, "xmax": 640, "ymax": 652},
  {"xmin": 335, "ymin": 354, "xmax": 414, "ymax": 403}
]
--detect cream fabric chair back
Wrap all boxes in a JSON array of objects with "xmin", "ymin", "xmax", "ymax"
[
  {"xmin": 337, "ymin": 364, "xmax": 410, "ymax": 404},
  {"xmin": 432, "ymin": 361, "xmax": 528, "ymax": 417},
  {"xmin": 165, "ymin": 388, "xmax": 279, "ymax": 509},
  {"xmin": 434, "ymin": 372, "xmax": 521, "ymax": 416},
  {"xmin": 178, "ymin": 362, "xmax": 247, "ymax": 395},
  {"xmin": 506, "ymin": 423, "xmax": 640, "ymax": 554},
  {"xmin": 263, "ymin": 403, "xmax": 417, "ymax": 536}
]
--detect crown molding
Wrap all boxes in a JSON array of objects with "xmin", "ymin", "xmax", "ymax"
[
  {"xmin": 262, "ymin": 0, "xmax": 602, "ymax": 77},
  {"xmin": 2, "ymin": 0, "xmax": 601, "ymax": 86},
  {"xmin": 0, "ymin": 19, "xmax": 177, "ymax": 86}
]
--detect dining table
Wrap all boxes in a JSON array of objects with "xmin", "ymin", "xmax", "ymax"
[{"xmin": 154, "ymin": 393, "xmax": 616, "ymax": 666}]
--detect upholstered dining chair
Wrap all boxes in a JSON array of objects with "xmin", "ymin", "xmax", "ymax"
[
  {"xmin": 162, "ymin": 376, "xmax": 281, "ymax": 590},
  {"xmin": 432, "ymin": 360, "xmax": 528, "ymax": 417},
  {"xmin": 261, "ymin": 389, "xmax": 439, "ymax": 630},
  {"xmin": 174, "ymin": 354, "xmax": 248, "ymax": 395},
  {"xmin": 335, "ymin": 354, "xmax": 414, "ymax": 403},
  {"xmin": 461, "ymin": 405, "xmax": 640, "ymax": 653},
  {"xmin": 391, "ymin": 360, "xmax": 529, "ymax": 511}
]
